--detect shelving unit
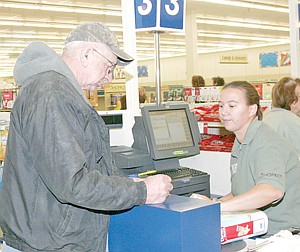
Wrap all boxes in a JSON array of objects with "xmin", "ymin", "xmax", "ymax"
[
  {"xmin": 0, "ymin": 87, "xmax": 19, "ymax": 110},
  {"xmin": 92, "ymin": 80, "xmax": 126, "ymax": 111}
]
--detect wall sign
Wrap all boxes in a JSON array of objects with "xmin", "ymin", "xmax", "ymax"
[
  {"xmin": 280, "ymin": 51, "xmax": 291, "ymax": 66},
  {"xmin": 134, "ymin": 0, "xmax": 186, "ymax": 32},
  {"xmin": 298, "ymin": 3, "xmax": 300, "ymax": 22},
  {"xmin": 219, "ymin": 54, "xmax": 248, "ymax": 64},
  {"xmin": 259, "ymin": 52, "xmax": 278, "ymax": 68}
]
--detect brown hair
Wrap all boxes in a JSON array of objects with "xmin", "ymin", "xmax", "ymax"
[
  {"xmin": 212, "ymin": 76, "xmax": 225, "ymax": 86},
  {"xmin": 139, "ymin": 87, "xmax": 147, "ymax": 103},
  {"xmin": 222, "ymin": 81, "xmax": 263, "ymax": 120},
  {"xmin": 272, "ymin": 77, "xmax": 297, "ymax": 110},
  {"xmin": 192, "ymin": 75, "xmax": 205, "ymax": 87}
]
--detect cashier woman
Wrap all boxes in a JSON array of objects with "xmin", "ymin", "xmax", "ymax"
[{"xmin": 191, "ymin": 81, "xmax": 300, "ymax": 237}]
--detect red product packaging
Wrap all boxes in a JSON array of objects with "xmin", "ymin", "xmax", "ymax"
[
  {"xmin": 221, "ymin": 210, "xmax": 268, "ymax": 244},
  {"xmin": 184, "ymin": 87, "xmax": 192, "ymax": 96},
  {"xmin": 200, "ymin": 134, "xmax": 234, "ymax": 152},
  {"xmin": 252, "ymin": 83, "xmax": 263, "ymax": 100},
  {"xmin": 2, "ymin": 90, "xmax": 14, "ymax": 109},
  {"xmin": 194, "ymin": 104, "xmax": 221, "ymax": 122}
]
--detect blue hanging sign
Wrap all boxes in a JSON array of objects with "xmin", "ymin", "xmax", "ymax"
[
  {"xmin": 298, "ymin": 3, "xmax": 300, "ymax": 41},
  {"xmin": 134, "ymin": 0, "xmax": 186, "ymax": 32},
  {"xmin": 298, "ymin": 3, "xmax": 300, "ymax": 22}
]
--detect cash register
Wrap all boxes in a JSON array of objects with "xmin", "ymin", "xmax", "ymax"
[{"xmin": 111, "ymin": 104, "xmax": 210, "ymax": 197}]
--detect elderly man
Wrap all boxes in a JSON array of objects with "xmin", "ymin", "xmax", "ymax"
[{"xmin": 0, "ymin": 23, "xmax": 172, "ymax": 252}]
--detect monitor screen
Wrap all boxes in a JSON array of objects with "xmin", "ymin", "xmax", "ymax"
[{"xmin": 140, "ymin": 104, "xmax": 201, "ymax": 160}]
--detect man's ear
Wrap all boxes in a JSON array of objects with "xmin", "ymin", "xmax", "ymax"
[{"xmin": 80, "ymin": 46, "xmax": 92, "ymax": 67}]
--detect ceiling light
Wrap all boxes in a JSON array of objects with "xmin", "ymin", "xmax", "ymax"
[
  {"xmin": 196, "ymin": 18, "xmax": 289, "ymax": 32},
  {"xmin": 0, "ymin": 2, "xmax": 122, "ymax": 16},
  {"xmin": 197, "ymin": 32, "xmax": 289, "ymax": 42},
  {"xmin": 196, "ymin": 0, "xmax": 288, "ymax": 13}
]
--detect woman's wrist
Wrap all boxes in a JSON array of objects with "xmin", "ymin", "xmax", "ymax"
[{"xmin": 212, "ymin": 198, "xmax": 221, "ymax": 203}]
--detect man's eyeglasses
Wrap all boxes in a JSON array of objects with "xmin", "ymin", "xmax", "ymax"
[{"xmin": 93, "ymin": 49, "xmax": 117, "ymax": 75}]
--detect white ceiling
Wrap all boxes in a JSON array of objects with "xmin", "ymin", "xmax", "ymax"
[{"xmin": 0, "ymin": 0, "xmax": 290, "ymax": 78}]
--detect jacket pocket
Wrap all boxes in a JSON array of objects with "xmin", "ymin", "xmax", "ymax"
[{"xmin": 56, "ymin": 204, "xmax": 99, "ymax": 242}]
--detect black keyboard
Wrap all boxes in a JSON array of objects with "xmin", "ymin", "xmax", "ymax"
[{"xmin": 157, "ymin": 167, "xmax": 207, "ymax": 180}]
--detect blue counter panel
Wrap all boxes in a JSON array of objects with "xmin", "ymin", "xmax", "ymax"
[{"xmin": 109, "ymin": 194, "xmax": 221, "ymax": 252}]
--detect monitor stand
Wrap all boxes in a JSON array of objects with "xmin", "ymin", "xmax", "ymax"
[{"xmin": 152, "ymin": 157, "xmax": 180, "ymax": 171}]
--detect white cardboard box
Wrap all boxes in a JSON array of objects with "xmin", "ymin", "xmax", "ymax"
[{"xmin": 221, "ymin": 210, "xmax": 268, "ymax": 244}]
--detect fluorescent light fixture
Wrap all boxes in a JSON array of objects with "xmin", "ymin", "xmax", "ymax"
[
  {"xmin": 0, "ymin": 20, "xmax": 76, "ymax": 30},
  {"xmin": 198, "ymin": 40, "xmax": 289, "ymax": 54},
  {"xmin": 197, "ymin": 32, "xmax": 289, "ymax": 42},
  {"xmin": 136, "ymin": 40, "xmax": 186, "ymax": 46},
  {"xmin": 0, "ymin": 33, "xmax": 66, "ymax": 41},
  {"xmin": 0, "ymin": 58, "xmax": 18, "ymax": 64},
  {"xmin": 196, "ymin": 0, "xmax": 288, "ymax": 13},
  {"xmin": 196, "ymin": 18, "xmax": 289, "ymax": 32},
  {"xmin": 0, "ymin": 2, "xmax": 122, "ymax": 16}
]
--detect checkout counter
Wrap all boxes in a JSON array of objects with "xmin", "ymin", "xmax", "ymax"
[
  {"xmin": 109, "ymin": 194, "xmax": 221, "ymax": 252},
  {"xmin": 109, "ymin": 104, "xmax": 215, "ymax": 250},
  {"xmin": 108, "ymin": 104, "xmax": 269, "ymax": 251}
]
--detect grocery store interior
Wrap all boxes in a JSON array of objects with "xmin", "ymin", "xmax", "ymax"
[
  {"xmin": 0, "ymin": 0, "xmax": 295, "ymax": 81},
  {"xmin": 1, "ymin": 0, "xmax": 296, "ymax": 193},
  {"xmin": 0, "ymin": 0, "xmax": 300, "ymax": 251}
]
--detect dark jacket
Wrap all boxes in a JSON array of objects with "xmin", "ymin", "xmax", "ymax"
[{"xmin": 0, "ymin": 42, "xmax": 147, "ymax": 251}]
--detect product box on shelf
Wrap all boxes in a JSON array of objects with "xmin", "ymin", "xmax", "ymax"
[
  {"xmin": 167, "ymin": 88, "xmax": 184, "ymax": 101},
  {"xmin": 194, "ymin": 103, "xmax": 220, "ymax": 122},
  {"xmin": 199, "ymin": 87, "xmax": 221, "ymax": 102},
  {"xmin": 184, "ymin": 86, "xmax": 221, "ymax": 104},
  {"xmin": 210, "ymin": 86, "xmax": 222, "ymax": 101},
  {"xmin": 0, "ymin": 121, "xmax": 9, "ymax": 160},
  {"xmin": 200, "ymin": 133, "xmax": 235, "ymax": 153},
  {"xmin": 262, "ymin": 83, "xmax": 275, "ymax": 100},
  {"xmin": 83, "ymin": 90, "xmax": 98, "ymax": 107},
  {"xmin": 251, "ymin": 82, "xmax": 275, "ymax": 101},
  {"xmin": 252, "ymin": 83, "xmax": 263, "ymax": 99},
  {"xmin": 199, "ymin": 87, "xmax": 210, "ymax": 102},
  {"xmin": 1, "ymin": 90, "xmax": 14, "ymax": 109},
  {"xmin": 184, "ymin": 87, "xmax": 201, "ymax": 103},
  {"xmin": 192, "ymin": 103, "xmax": 235, "ymax": 152}
]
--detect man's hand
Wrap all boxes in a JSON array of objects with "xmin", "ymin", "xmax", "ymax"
[{"xmin": 143, "ymin": 174, "xmax": 173, "ymax": 204}]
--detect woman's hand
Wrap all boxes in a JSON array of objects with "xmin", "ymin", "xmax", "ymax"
[{"xmin": 190, "ymin": 193, "xmax": 211, "ymax": 201}]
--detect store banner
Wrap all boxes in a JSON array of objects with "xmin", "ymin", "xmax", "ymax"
[
  {"xmin": 219, "ymin": 54, "xmax": 248, "ymax": 64},
  {"xmin": 134, "ymin": 0, "xmax": 185, "ymax": 32},
  {"xmin": 259, "ymin": 52, "xmax": 278, "ymax": 68},
  {"xmin": 298, "ymin": 3, "xmax": 300, "ymax": 22}
]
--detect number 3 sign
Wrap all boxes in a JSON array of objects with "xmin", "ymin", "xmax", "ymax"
[{"xmin": 134, "ymin": 0, "xmax": 186, "ymax": 32}]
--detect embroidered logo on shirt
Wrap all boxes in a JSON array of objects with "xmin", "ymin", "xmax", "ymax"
[
  {"xmin": 231, "ymin": 163, "xmax": 237, "ymax": 174},
  {"xmin": 260, "ymin": 172, "xmax": 282, "ymax": 178}
]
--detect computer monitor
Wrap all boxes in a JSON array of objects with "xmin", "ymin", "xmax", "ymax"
[{"xmin": 139, "ymin": 104, "xmax": 201, "ymax": 161}]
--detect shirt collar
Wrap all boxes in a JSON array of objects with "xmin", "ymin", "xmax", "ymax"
[{"xmin": 242, "ymin": 117, "xmax": 262, "ymax": 145}]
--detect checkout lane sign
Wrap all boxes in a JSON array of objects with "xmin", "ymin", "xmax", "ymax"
[
  {"xmin": 134, "ymin": 0, "xmax": 186, "ymax": 32},
  {"xmin": 298, "ymin": 3, "xmax": 300, "ymax": 22}
]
